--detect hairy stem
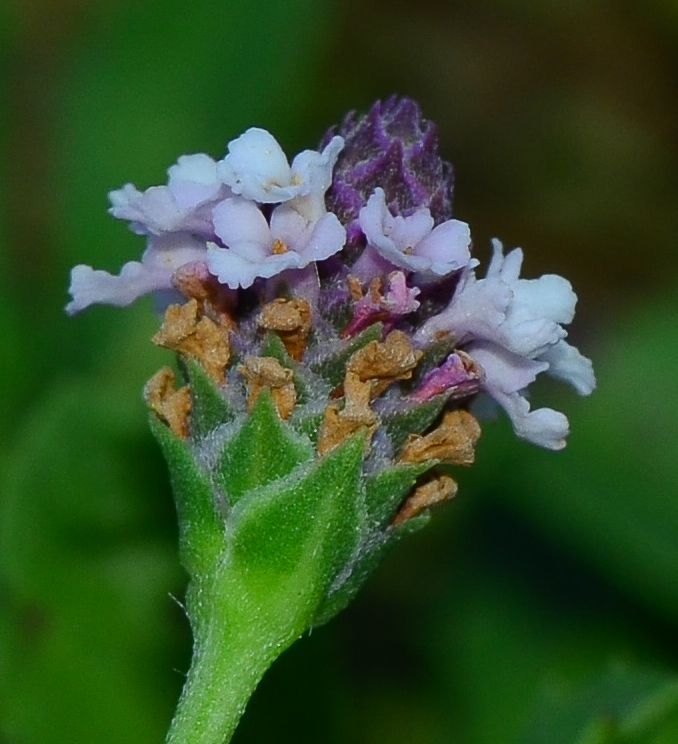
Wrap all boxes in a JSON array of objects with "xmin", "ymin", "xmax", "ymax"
[{"xmin": 165, "ymin": 578, "xmax": 303, "ymax": 744}]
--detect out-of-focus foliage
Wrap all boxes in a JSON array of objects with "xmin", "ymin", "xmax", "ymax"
[
  {"xmin": 2, "ymin": 0, "xmax": 678, "ymax": 742},
  {"xmin": 499, "ymin": 296, "xmax": 678, "ymax": 624}
]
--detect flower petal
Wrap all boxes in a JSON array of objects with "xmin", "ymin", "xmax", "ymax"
[
  {"xmin": 167, "ymin": 153, "xmax": 224, "ymax": 208},
  {"xmin": 66, "ymin": 262, "xmax": 166, "ymax": 314},
  {"xmin": 289, "ymin": 135, "xmax": 344, "ymax": 221},
  {"xmin": 415, "ymin": 266, "xmax": 512, "ymax": 346},
  {"xmin": 217, "ymin": 128, "xmax": 293, "ymax": 202},
  {"xmin": 206, "ymin": 243, "xmax": 300, "ymax": 289},
  {"xmin": 541, "ymin": 339, "xmax": 596, "ymax": 395},
  {"xmin": 108, "ymin": 176, "xmax": 218, "ymax": 238},
  {"xmin": 414, "ymin": 218, "xmax": 471, "ymax": 275},
  {"xmin": 294, "ymin": 212, "xmax": 346, "ymax": 264},
  {"xmin": 467, "ymin": 340, "xmax": 571, "ymax": 449},
  {"xmin": 108, "ymin": 184, "xmax": 182, "ymax": 235},
  {"xmin": 467, "ymin": 340, "xmax": 548, "ymax": 395},
  {"xmin": 65, "ymin": 233, "xmax": 207, "ymax": 314},
  {"xmin": 212, "ymin": 197, "xmax": 271, "ymax": 257},
  {"xmin": 493, "ymin": 391, "xmax": 570, "ymax": 450}
]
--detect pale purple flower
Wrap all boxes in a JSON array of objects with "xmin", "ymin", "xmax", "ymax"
[
  {"xmin": 66, "ymin": 233, "xmax": 207, "ymax": 314},
  {"xmin": 108, "ymin": 153, "xmax": 227, "ymax": 237},
  {"xmin": 67, "ymin": 153, "xmax": 227, "ymax": 313},
  {"xmin": 352, "ymin": 188, "xmax": 471, "ymax": 281},
  {"xmin": 217, "ymin": 128, "xmax": 344, "ymax": 221},
  {"xmin": 66, "ymin": 104, "xmax": 595, "ymax": 457},
  {"xmin": 206, "ymin": 197, "xmax": 346, "ymax": 289},
  {"xmin": 468, "ymin": 341, "xmax": 570, "ymax": 450},
  {"xmin": 416, "ymin": 239, "xmax": 595, "ymax": 449}
]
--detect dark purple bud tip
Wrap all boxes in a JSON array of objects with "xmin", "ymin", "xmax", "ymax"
[{"xmin": 320, "ymin": 96, "xmax": 454, "ymax": 250}]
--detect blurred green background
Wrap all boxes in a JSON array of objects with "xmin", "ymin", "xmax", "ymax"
[{"xmin": 2, "ymin": 0, "xmax": 678, "ymax": 742}]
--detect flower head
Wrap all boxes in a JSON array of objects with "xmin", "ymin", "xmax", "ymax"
[
  {"xmin": 65, "ymin": 100, "xmax": 597, "ymax": 744},
  {"xmin": 67, "ymin": 101, "xmax": 594, "ymax": 459}
]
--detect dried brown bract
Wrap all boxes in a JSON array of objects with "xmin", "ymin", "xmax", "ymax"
[
  {"xmin": 144, "ymin": 367, "xmax": 191, "ymax": 438},
  {"xmin": 391, "ymin": 474, "xmax": 457, "ymax": 527},
  {"xmin": 317, "ymin": 371, "xmax": 378, "ymax": 454},
  {"xmin": 257, "ymin": 297, "xmax": 312, "ymax": 361},
  {"xmin": 238, "ymin": 356, "xmax": 296, "ymax": 419},
  {"xmin": 346, "ymin": 275, "xmax": 365, "ymax": 302},
  {"xmin": 399, "ymin": 409, "xmax": 481, "ymax": 465},
  {"xmin": 171, "ymin": 262, "xmax": 236, "ymax": 328},
  {"xmin": 347, "ymin": 329, "xmax": 423, "ymax": 396},
  {"xmin": 152, "ymin": 299, "xmax": 230, "ymax": 385}
]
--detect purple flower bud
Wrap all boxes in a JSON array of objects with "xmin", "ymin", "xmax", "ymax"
[
  {"xmin": 319, "ymin": 97, "xmax": 454, "ymax": 249},
  {"xmin": 410, "ymin": 351, "xmax": 483, "ymax": 403}
]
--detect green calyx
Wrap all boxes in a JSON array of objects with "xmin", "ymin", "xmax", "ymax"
[
  {"xmin": 146, "ymin": 295, "xmax": 481, "ymax": 744},
  {"xmin": 150, "ymin": 379, "xmax": 439, "ymax": 628}
]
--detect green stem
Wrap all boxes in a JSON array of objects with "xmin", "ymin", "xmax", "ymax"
[
  {"xmin": 159, "ymin": 419, "xmax": 368, "ymax": 743},
  {"xmin": 165, "ymin": 578, "xmax": 303, "ymax": 744}
]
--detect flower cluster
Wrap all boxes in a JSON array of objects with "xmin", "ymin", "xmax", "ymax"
[
  {"xmin": 67, "ymin": 96, "xmax": 594, "ymax": 458},
  {"xmin": 66, "ymin": 98, "xmax": 597, "ymax": 744}
]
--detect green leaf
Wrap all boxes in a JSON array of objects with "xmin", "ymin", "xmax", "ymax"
[
  {"xmin": 215, "ymin": 391, "xmax": 313, "ymax": 506},
  {"xmin": 311, "ymin": 462, "xmax": 431, "ymax": 627},
  {"xmin": 380, "ymin": 392, "xmax": 451, "ymax": 452},
  {"xmin": 289, "ymin": 404, "xmax": 326, "ymax": 446},
  {"xmin": 259, "ymin": 329, "xmax": 292, "ymax": 360},
  {"xmin": 149, "ymin": 416, "xmax": 225, "ymax": 579},
  {"xmin": 311, "ymin": 542, "xmax": 389, "ymax": 627},
  {"xmin": 364, "ymin": 461, "xmax": 431, "ymax": 526},
  {"xmin": 310, "ymin": 322, "xmax": 383, "ymax": 386},
  {"xmin": 182, "ymin": 358, "xmax": 234, "ymax": 437},
  {"xmin": 230, "ymin": 432, "xmax": 364, "ymax": 586}
]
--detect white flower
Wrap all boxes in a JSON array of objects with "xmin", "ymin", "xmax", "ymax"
[
  {"xmin": 355, "ymin": 188, "xmax": 471, "ymax": 279},
  {"xmin": 65, "ymin": 233, "xmax": 208, "ymax": 314},
  {"xmin": 416, "ymin": 239, "xmax": 595, "ymax": 449},
  {"xmin": 468, "ymin": 341, "xmax": 571, "ymax": 450},
  {"xmin": 217, "ymin": 128, "xmax": 344, "ymax": 220},
  {"xmin": 206, "ymin": 198, "xmax": 345, "ymax": 289}
]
